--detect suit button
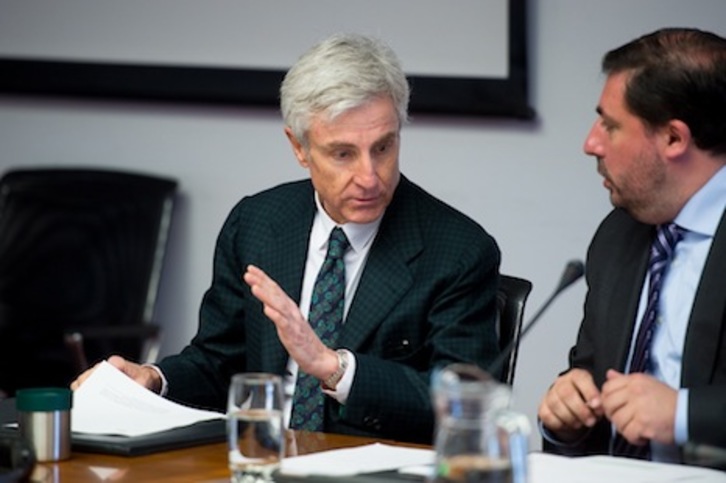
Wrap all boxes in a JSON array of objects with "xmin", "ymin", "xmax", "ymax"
[{"xmin": 363, "ymin": 416, "xmax": 381, "ymax": 429}]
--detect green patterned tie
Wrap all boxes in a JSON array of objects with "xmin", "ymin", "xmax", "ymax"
[{"xmin": 290, "ymin": 227, "xmax": 349, "ymax": 431}]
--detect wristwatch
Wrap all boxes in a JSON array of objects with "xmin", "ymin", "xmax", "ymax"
[{"xmin": 322, "ymin": 349, "xmax": 349, "ymax": 390}]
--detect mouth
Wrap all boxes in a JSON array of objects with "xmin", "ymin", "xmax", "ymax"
[
  {"xmin": 353, "ymin": 193, "xmax": 381, "ymax": 204},
  {"xmin": 595, "ymin": 158, "xmax": 605, "ymax": 175}
]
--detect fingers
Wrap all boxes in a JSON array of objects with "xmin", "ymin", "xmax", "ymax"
[
  {"xmin": 539, "ymin": 368, "xmax": 603, "ymax": 439},
  {"xmin": 601, "ymin": 372, "xmax": 676, "ymax": 445},
  {"xmin": 244, "ymin": 265, "xmax": 298, "ymax": 318},
  {"xmin": 244, "ymin": 265, "xmax": 301, "ymax": 329},
  {"xmin": 69, "ymin": 355, "xmax": 134, "ymax": 390},
  {"xmin": 107, "ymin": 354, "xmax": 129, "ymax": 371},
  {"xmin": 70, "ymin": 360, "xmax": 104, "ymax": 390},
  {"xmin": 70, "ymin": 355, "xmax": 161, "ymax": 394},
  {"xmin": 243, "ymin": 265, "xmax": 329, "ymax": 376}
]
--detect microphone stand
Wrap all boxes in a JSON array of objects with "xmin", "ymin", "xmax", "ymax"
[{"xmin": 488, "ymin": 260, "xmax": 585, "ymax": 380}]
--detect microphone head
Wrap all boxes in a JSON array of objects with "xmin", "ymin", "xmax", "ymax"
[{"xmin": 557, "ymin": 259, "xmax": 585, "ymax": 292}]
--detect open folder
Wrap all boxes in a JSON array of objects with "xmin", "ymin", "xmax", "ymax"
[
  {"xmin": 73, "ymin": 418, "xmax": 226, "ymax": 456},
  {"xmin": 71, "ymin": 361, "xmax": 226, "ymax": 456}
]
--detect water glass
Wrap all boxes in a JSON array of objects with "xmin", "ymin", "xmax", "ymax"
[
  {"xmin": 430, "ymin": 364, "xmax": 530, "ymax": 483},
  {"xmin": 227, "ymin": 373, "xmax": 285, "ymax": 482}
]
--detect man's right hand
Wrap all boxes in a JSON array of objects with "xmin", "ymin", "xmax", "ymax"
[
  {"xmin": 538, "ymin": 368, "xmax": 604, "ymax": 441},
  {"xmin": 70, "ymin": 355, "xmax": 162, "ymax": 394}
]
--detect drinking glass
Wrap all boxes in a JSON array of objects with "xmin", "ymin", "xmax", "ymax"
[
  {"xmin": 227, "ymin": 373, "xmax": 285, "ymax": 482},
  {"xmin": 429, "ymin": 364, "xmax": 530, "ymax": 483}
]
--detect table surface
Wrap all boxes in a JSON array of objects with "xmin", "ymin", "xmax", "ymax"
[{"xmin": 27, "ymin": 430, "xmax": 426, "ymax": 483}]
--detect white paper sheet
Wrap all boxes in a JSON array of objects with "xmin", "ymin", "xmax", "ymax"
[
  {"xmin": 281, "ymin": 447, "xmax": 725, "ymax": 482},
  {"xmin": 280, "ymin": 443, "xmax": 434, "ymax": 477},
  {"xmin": 72, "ymin": 360, "xmax": 224, "ymax": 437},
  {"xmin": 528, "ymin": 453, "xmax": 726, "ymax": 483}
]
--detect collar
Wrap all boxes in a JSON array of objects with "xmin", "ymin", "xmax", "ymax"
[
  {"xmin": 675, "ymin": 165, "xmax": 726, "ymax": 237},
  {"xmin": 312, "ymin": 191, "xmax": 382, "ymax": 253}
]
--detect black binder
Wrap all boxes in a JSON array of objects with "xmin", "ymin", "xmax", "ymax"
[
  {"xmin": 72, "ymin": 417, "xmax": 227, "ymax": 456},
  {"xmin": 272, "ymin": 470, "xmax": 424, "ymax": 482}
]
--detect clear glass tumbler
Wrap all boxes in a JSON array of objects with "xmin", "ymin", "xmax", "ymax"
[{"xmin": 227, "ymin": 373, "xmax": 285, "ymax": 482}]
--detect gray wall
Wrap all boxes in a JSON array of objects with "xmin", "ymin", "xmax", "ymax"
[{"xmin": 2, "ymin": 1, "xmax": 725, "ymax": 450}]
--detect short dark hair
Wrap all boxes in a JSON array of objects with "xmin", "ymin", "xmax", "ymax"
[{"xmin": 602, "ymin": 28, "xmax": 726, "ymax": 155}]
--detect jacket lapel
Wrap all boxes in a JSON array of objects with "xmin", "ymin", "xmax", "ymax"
[
  {"xmin": 608, "ymin": 222, "xmax": 652, "ymax": 373},
  {"xmin": 340, "ymin": 177, "xmax": 421, "ymax": 350},
  {"xmin": 682, "ymin": 209, "xmax": 726, "ymax": 386}
]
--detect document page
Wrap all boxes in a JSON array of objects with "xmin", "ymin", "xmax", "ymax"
[
  {"xmin": 280, "ymin": 443, "xmax": 434, "ymax": 477},
  {"xmin": 290, "ymin": 450, "xmax": 726, "ymax": 481},
  {"xmin": 72, "ymin": 360, "xmax": 225, "ymax": 437},
  {"xmin": 528, "ymin": 453, "xmax": 726, "ymax": 483}
]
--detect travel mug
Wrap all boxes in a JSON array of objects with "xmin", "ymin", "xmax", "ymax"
[{"xmin": 16, "ymin": 387, "xmax": 73, "ymax": 462}]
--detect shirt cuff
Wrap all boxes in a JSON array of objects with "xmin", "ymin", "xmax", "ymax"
[
  {"xmin": 674, "ymin": 388, "xmax": 689, "ymax": 445},
  {"xmin": 538, "ymin": 418, "xmax": 592, "ymax": 448},
  {"xmin": 144, "ymin": 364, "xmax": 169, "ymax": 397},
  {"xmin": 321, "ymin": 349, "xmax": 355, "ymax": 404}
]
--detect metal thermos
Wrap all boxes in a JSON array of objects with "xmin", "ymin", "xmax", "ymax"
[{"xmin": 16, "ymin": 387, "xmax": 73, "ymax": 462}]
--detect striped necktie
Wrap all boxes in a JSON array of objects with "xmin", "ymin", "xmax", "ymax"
[{"xmin": 613, "ymin": 222, "xmax": 684, "ymax": 459}]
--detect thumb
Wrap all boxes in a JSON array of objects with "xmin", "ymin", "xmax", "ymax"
[
  {"xmin": 606, "ymin": 368, "xmax": 623, "ymax": 380},
  {"xmin": 106, "ymin": 355, "xmax": 128, "ymax": 370}
]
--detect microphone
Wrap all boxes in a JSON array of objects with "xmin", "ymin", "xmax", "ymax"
[{"xmin": 488, "ymin": 259, "xmax": 585, "ymax": 380}]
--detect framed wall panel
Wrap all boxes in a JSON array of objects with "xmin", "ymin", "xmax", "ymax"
[{"xmin": 0, "ymin": 0, "xmax": 533, "ymax": 118}]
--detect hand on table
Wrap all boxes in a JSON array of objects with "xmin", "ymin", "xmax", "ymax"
[
  {"xmin": 538, "ymin": 368, "xmax": 605, "ymax": 442},
  {"xmin": 601, "ymin": 369, "xmax": 677, "ymax": 445}
]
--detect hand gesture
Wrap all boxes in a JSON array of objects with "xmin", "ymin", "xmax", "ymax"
[{"xmin": 243, "ymin": 265, "xmax": 338, "ymax": 379}]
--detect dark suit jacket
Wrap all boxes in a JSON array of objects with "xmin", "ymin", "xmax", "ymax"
[
  {"xmin": 545, "ymin": 208, "xmax": 726, "ymax": 455},
  {"xmin": 158, "ymin": 175, "xmax": 500, "ymax": 444}
]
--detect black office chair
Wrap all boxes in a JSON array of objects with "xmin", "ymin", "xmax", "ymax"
[
  {"xmin": 495, "ymin": 274, "xmax": 533, "ymax": 385},
  {"xmin": 0, "ymin": 168, "xmax": 177, "ymax": 397}
]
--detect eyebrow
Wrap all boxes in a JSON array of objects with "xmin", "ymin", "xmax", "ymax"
[
  {"xmin": 596, "ymin": 106, "xmax": 617, "ymax": 125},
  {"xmin": 375, "ymin": 132, "xmax": 399, "ymax": 145}
]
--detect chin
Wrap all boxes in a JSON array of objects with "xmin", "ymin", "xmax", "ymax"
[{"xmin": 347, "ymin": 208, "xmax": 385, "ymax": 224}]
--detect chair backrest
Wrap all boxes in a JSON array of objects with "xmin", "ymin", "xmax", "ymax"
[
  {"xmin": 0, "ymin": 168, "xmax": 177, "ymax": 396},
  {"xmin": 496, "ymin": 274, "xmax": 533, "ymax": 385}
]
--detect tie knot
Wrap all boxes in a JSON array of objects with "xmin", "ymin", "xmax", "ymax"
[
  {"xmin": 327, "ymin": 227, "xmax": 350, "ymax": 259},
  {"xmin": 656, "ymin": 222, "xmax": 684, "ymax": 253}
]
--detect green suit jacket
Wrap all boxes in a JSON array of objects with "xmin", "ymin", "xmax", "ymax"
[{"xmin": 158, "ymin": 175, "xmax": 500, "ymax": 443}]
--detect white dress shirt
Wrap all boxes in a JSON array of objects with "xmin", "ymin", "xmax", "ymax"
[{"xmin": 282, "ymin": 192, "xmax": 382, "ymax": 428}]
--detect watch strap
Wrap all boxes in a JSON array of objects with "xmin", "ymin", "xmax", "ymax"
[{"xmin": 322, "ymin": 349, "xmax": 349, "ymax": 390}]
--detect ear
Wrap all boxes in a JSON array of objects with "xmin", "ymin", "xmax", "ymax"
[
  {"xmin": 284, "ymin": 127, "xmax": 309, "ymax": 168},
  {"xmin": 661, "ymin": 119, "xmax": 691, "ymax": 159}
]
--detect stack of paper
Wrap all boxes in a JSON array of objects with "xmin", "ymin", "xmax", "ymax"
[{"xmin": 72, "ymin": 360, "xmax": 224, "ymax": 437}]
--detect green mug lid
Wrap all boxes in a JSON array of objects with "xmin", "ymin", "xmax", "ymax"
[{"xmin": 16, "ymin": 387, "xmax": 73, "ymax": 412}]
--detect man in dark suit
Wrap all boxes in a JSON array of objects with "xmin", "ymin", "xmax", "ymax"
[
  {"xmin": 73, "ymin": 33, "xmax": 500, "ymax": 444},
  {"xmin": 538, "ymin": 28, "xmax": 726, "ymax": 462}
]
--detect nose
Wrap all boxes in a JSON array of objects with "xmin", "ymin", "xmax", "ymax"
[
  {"xmin": 354, "ymin": 156, "xmax": 378, "ymax": 188},
  {"xmin": 583, "ymin": 122, "xmax": 603, "ymax": 158}
]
